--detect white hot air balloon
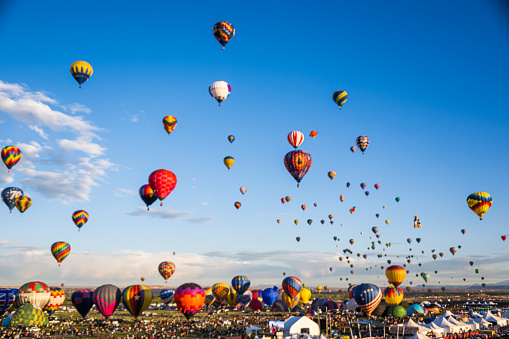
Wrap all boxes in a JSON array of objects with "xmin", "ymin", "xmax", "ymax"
[
  {"xmin": 240, "ymin": 186, "xmax": 247, "ymax": 195},
  {"xmin": 209, "ymin": 81, "xmax": 231, "ymax": 106}
]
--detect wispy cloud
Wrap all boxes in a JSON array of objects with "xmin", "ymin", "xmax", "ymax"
[
  {"xmin": 187, "ymin": 216, "xmax": 215, "ymax": 224},
  {"xmin": 114, "ymin": 188, "xmax": 135, "ymax": 196},
  {"xmin": 126, "ymin": 206, "xmax": 193, "ymax": 219},
  {"xmin": 0, "ymin": 80, "xmax": 115, "ymax": 202}
]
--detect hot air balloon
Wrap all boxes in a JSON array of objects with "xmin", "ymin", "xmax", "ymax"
[
  {"xmin": 240, "ymin": 186, "xmax": 246, "ymax": 195},
  {"xmin": 93, "ymin": 284, "xmax": 121, "ymax": 319},
  {"xmin": 234, "ymin": 202, "xmax": 241, "ymax": 209},
  {"xmin": 70, "ymin": 61, "xmax": 93, "ymax": 88},
  {"xmin": 439, "ymin": 252, "xmax": 444, "ymax": 257},
  {"xmin": 51, "ymin": 242, "xmax": 70, "ymax": 267},
  {"xmin": 123, "ymin": 285, "xmax": 153, "ymax": 319},
  {"xmin": 71, "ymin": 210, "xmax": 89, "ymax": 231},
  {"xmin": 294, "ymin": 219, "xmax": 299, "ymax": 225},
  {"xmin": 213, "ymin": 21, "xmax": 235, "ymax": 49},
  {"xmin": 346, "ymin": 182, "xmax": 351, "ymax": 188},
  {"xmin": 307, "ymin": 219, "xmax": 312, "ymax": 225},
  {"xmin": 461, "ymin": 229, "xmax": 466, "ymax": 235},
  {"xmin": 296, "ymin": 237, "xmax": 301, "ymax": 242},
  {"xmin": 162, "ymin": 116, "xmax": 177, "ymax": 135},
  {"xmin": 139, "ymin": 184, "xmax": 157, "ymax": 210},
  {"xmin": 231, "ymin": 276, "xmax": 250, "ymax": 295},
  {"xmin": 287, "ymin": 131, "xmax": 304, "ymax": 149},
  {"xmin": 416, "ymin": 238, "xmax": 421, "ymax": 243},
  {"xmin": 2, "ymin": 187, "xmax": 23, "ymax": 212},
  {"xmin": 350, "ymin": 146, "xmax": 356, "ymax": 153},
  {"xmin": 148, "ymin": 169, "xmax": 177, "ymax": 205},
  {"xmin": 277, "ymin": 219, "xmax": 281, "ymax": 224},
  {"xmin": 374, "ymin": 183, "xmax": 380, "ymax": 190},
  {"xmin": 43, "ymin": 287, "xmax": 65, "ymax": 316},
  {"xmin": 17, "ymin": 282, "xmax": 50, "ymax": 310},
  {"xmin": 140, "ymin": 277, "xmax": 145, "ymax": 282},
  {"xmin": 282, "ymin": 276, "xmax": 302, "ymax": 299},
  {"xmin": 301, "ymin": 204, "xmax": 306, "ymax": 211},
  {"xmin": 432, "ymin": 254, "xmax": 437, "ymax": 260},
  {"xmin": 395, "ymin": 197, "xmax": 400, "ymax": 202},
  {"xmin": 420, "ymin": 272, "xmax": 430, "ymax": 283},
  {"xmin": 360, "ymin": 183, "xmax": 366, "ymax": 190},
  {"xmin": 376, "ymin": 213, "xmax": 380, "ymax": 218},
  {"xmin": 328, "ymin": 171, "xmax": 336, "ymax": 180},
  {"xmin": 321, "ymin": 220, "xmax": 325, "ymax": 224},
  {"xmin": 502, "ymin": 235, "xmax": 507, "ymax": 241},
  {"xmin": 0, "ymin": 290, "xmax": 15, "ymax": 316},
  {"xmin": 407, "ymin": 238, "xmax": 412, "ymax": 244},
  {"xmin": 212, "ymin": 283, "xmax": 230, "ymax": 303},
  {"xmin": 283, "ymin": 292, "xmax": 300, "ymax": 309},
  {"xmin": 467, "ymin": 192, "xmax": 492, "ymax": 220},
  {"xmin": 449, "ymin": 247, "xmax": 457, "ymax": 255},
  {"xmin": 14, "ymin": 196, "xmax": 31, "ymax": 213},
  {"xmin": 349, "ymin": 239, "xmax": 354, "ymax": 245},
  {"xmin": 160, "ymin": 289, "xmax": 175, "ymax": 304},
  {"xmin": 316, "ymin": 286, "xmax": 323, "ymax": 294},
  {"xmin": 365, "ymin": 191, "xmax": 370, "ymax": 196},
  {"xmin": 71, "ymin": 289, "xmax": 94, "ymax": 318},
  {"xmin": 11, "ymin": 304, "xmax": 48, "ymax": 327},
  {"xmin": 383, "ymin": 286, "xmax": 403, "ymax": 306},
  {"xmin": 353, "ymin": 283, "xmax": 382, "ymax": 316},
  {"xmin": 313, "ymin": 202, "xmax": 317, "ymax": 207},
  {"xmin": 285, "ymin": 196, "xmax": 291, "ymax": 202},
  {"xmin": 356, "ymin": 136, "xmax": 369, "ymax": 154},
  {"xmin": 340, "ymin": 195, "xmax": 344, "ymax": 202},
  {"xmin": 299, "ymin": 288, "xmax": 311, "ymax": 304},
  {"xmin": 228, "ymin": 135, "xmax": 235, "ymax": 143},
  {"xmin": 372, "ymin": 227, "xmax": 379, "ymax": 234},
  {"xmin": 284, "ymin": 150, "xmax": 312, "ymax": 187},
  {"xmin": 385, "ymin": 266, "xmax": 406, "ymax": 287},
  {"xmin": 309, "ymin": 130, "xmax": 317, "ymax": 138},
  {"xmin": 1, "ymin": 146, "xmax": 21, "ymax": 172},
  {"xmin": 159, "ymin": 261, "xmax": 175, "ymax": 282},
  {"xmin": 261, "ymin": 287, "xmax": 277, "ymax": 306},
  {"xmin": 469, "ymin": 261, "xmax": 474, "ymax": 266},
  {"xmin": 332, "ymin": 90, "xmax": 348, "ymax": 109},
  {"xmin": 224, "ymin": 156, "xmax": 235, "ymax": 170},
  {"xmin": 209, "ymin": 81, "xmax": 231, "ymax": 106},
  {"xmin": 385, "ymin": 220, "xmax": 390, "ymax": 225}
]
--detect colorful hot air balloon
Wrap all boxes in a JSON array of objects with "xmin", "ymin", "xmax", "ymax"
[
  {"xmin": 309, "ymin": 130, "xmax": 317, "ymax": 138},
  {"xmin": 461, "ymin": 229, "xmax": 466, "ymax": 235},
  {"xmin": 174, "ymin": 283, "xmax": 205, "ymax": 320},
  {"xmin": 231, "ymin": 276, "xmax": 250, "ymax": 295},
  {"xmin": 71, "ymin": 210, "xmax": 89, "ymax": 231},
  {"xmin": 93, "ymin": 284, "xmax": 121, "ymax": 319},
  {"xmin": 372, "ymin": 227, "xmax": 379, "ymax": 234},
  {"xmin": 17, "ymin": 282, "xmax": 50, "ymax": 310},
  {"xmin": 160, "ymin": 289, "xmax": 175, "ymax": 304},
  {"xmin": 162, "ymin": 116, "xmax": 177, "ymax": 135},
  {"xmin": 467, "ymin": 192, "xmax": 492, "ymax": 220},
  {"xmin": 282, "ymin": 276, "xmax": 302, "ymax": 299},
  {"xmin": 350, "ymin": 146, "xmax": 356, "ymax": 153},
  {"xmin": 11, "ymin": 304, "xmax": 48, "ymax": 327},
  {"xmin": 287, "ymin": 131, "xmax": 304, "ymax": 149},
  {"xmin": 14, "ymin": 196, "xmax": 31, "ymax": 213},
  {"xmin": 328, "ymin": 171, "xmax": 336, "ymax": 180},
  {"xmin": 139, "ymin": 184, "xmax": 157, "ymax": 210},
  {"xmin": 282, "ymin": 292, "xmax": 300, "ymax": 309},
  {"xmin": 353, "ymin": 283, "xmax": 382, "ymax": 316},
  {"xmin": 301, "ymin": 204, "xmax": 306, "ymax": 211},
  {"xmin": 71, "ymin": 289, "xmax": 94, "ymax": 318},
  {"xmin": 299, "ymin": 288, "xmax": 311, "ymax": 304},
  {"xmin": 43, "ymin": 287, "xmax": 65, "ymax": 316},
  {"xmin": 0, "ymin": 290, "xmax": 15, "ymax": 316},
  {"xmin": 340, "ymin": 194, "xmax": 344, "ymax": 202},
  {"xmin": 213, "ymin": 21, "xmax": 235, "ymax": 49},
  {"xmin": 2, "ymin": 187, "xmax": 23, "ymax": 212},
  {"xmin": 234, "ymin": 202, "xmax": 241, "ymax": 209},
  {"xmin": 356, "ymin": 136, "xmax": 369, "ymax": 154},
  {"xmin": 284, "ymin": 150, "xmax": 312, "ymax": 187},
  {"xmin": 158, "ymin": 261, "xmax": 176, "ymax": 282},
  {"xmin": 1, "ymin": 146, "xmax": 21, "ymax": 172},
  {"xmin": 383, "ymin": 286, "xmax": 403, "ymax": 306},
  {"xmin": 395, "ymin": 197, "xmax": 400, "ymax": 202},
  {"xmin": 385, "ymin": 266, "xmax": 406, "ymax": 287},
  {"xmin": 360, "ymin": 183, "xmax": 366, "ymax": 189},
  {"xmin": 51, "ymin": 242, "xmax": 70, "ymax": 266},
  {"xmin": 209, "ymin": 81, "xmax": 231, "ymax": 106},
  {"xmin": 70, "ymin": 61, "xmax": 93, "ymax": 88},
  {"xmin": 228, "ymin": 135, "xmax": 235, "ymax": 143},
  {"xmin": 225, "ymin": 289, "xmax": 237, "ymax": 306},
  {"xmin": 296, "ymin": 237, "xmax": 301, "ymax": 242},
  {"xmin": 224, "ymin": 156, "xmax": 235, "ymax": 170},
  {"xmin": 332, "ymin": 90, "xmax": 348, "ymax": 109},
  {"xmin": 148, "ymin": 169, "xmax": 177, "ymax": 205},
  {"xmin": 420, "ymin": 272, "xmax": 430, "ymax": 283},
  {"xmin": 123, "ymin": 285, "xmax": 153, "ymax": 319},
  {"xmin": 449, "ymin": 247, "xmax": 457, "ymax": 255}
]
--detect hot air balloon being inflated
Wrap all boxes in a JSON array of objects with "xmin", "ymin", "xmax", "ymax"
[
  {"xmin": 209, "ymin": 81, "xmax": 231, "ymax": 106},
  {"xmin": 284, "ymin": 150, "xmax": 312, "ymax": 187},
  {"xmin": 72, "ymin": 210, "xmax": 89, "ymax": 231},
  {"xmin": 332, "ymin": 90, "xmax": 348, "ymax": 109},
  {"xmin": 148, "ymin": 169, "xmax": 177, "ymax": 206},
  {"xmin": 1, "ymin": 146, "xmax": 21, "ymax": 172},
  {"xmin": 213, "ymin": 21, "xmax": 235, "ymax": 50},
  {"xmin": 139, "ymin": 184, "xmax": 157, "ymax": 210},
  {"xmin": 467, "ymin": 192, "xmax": 492, "ymax": 220},
  {"xmin": 51, "ymin": 242, "xmax": 70, "ymax": 267},
  {"xmin": 287, "ymin": 131, "xmax": 304, "ymax": 149},
  {"xmin": 356, "ymin": 136, "xmax": 369, "ymax": 154},
  {"xmin": 70, "ymin": 61, "xmax": 93, "ymax": 88},
  {"xmin": 159, "ymin": 261, "xmax": 176, "ymax": 283},
  {"xmin": 162, "ymin": 116, "xmax": 177, "ymax": 135}
]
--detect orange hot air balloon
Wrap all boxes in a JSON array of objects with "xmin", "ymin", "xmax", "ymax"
[
  {"xmin": 328, "ymin": 171, "xmax": 336, "ymax": 180},
  {"xmin": 385, "ymin": 265, "xmax": 406, "ymax": 287},
  {"xmin": 350, "ymin": 146, "xmax": 356, "ymax": 153},
  {"xmin": 340, "ymin": 195, "xmax": 344, "ymax": 202},
  {"xmin": 174, "ymin": 283, "xmax": 205, "ymax": 320},
  {"xmin": 301, "ymin": 204, "xmax": 306, "ymax": 211},
  {"xmin": 162, "ymin": 116, "xmax": 177, "ymax": 135},
  {"xmin": 309, "ymin": 130, "xmax": 317, "ymax": 138},
  {"xmin": 234, "ymin": 202, "xmax": 241, "ymax": 209},
  {"xmin": 277, "ymin": 219, "xmax": 281, "ymax": 224},
  {"xmin": 328, "ymin": 214, "xmax": 333, "ymax": 220},
  {"xmin": 374, "ymin": 183, "xmax": 380, "ymax": 190}
]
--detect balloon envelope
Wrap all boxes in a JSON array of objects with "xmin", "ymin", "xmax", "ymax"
[
  {"xmin": 70, "ymin": 61, "xmax": 93, "ymax": 87},
  {"xmin": 1, "ymin": 146, "xmax": 22, "ymax": 171},
  {"xmin": 231, "ymin": 276, "xmax": 250, "ymax": 295},
  {"xmin": 467, "ymin": 192, "xmax": 492, "ymax": 220},
  {"xmin": 284, "ymin": 150, "xmax": 312, "ymax": 187},
  {"xmin": 282, "ymin": 276, "xmax": 302, "ymax": 299},
  {"xmin": 123, "ymin": 285, "xmax": 153, "ymax": 319},
  {"xmin": 174, "ymin": 283, "xmax": 205, "ymax": 320},
  {"xmin": 92, "ymin": 284, "xmax": 121, "ymax": 319},
  {"xmin": 72, "ymin": 289, "xmax": 94, "ymax": 318},
  {"xmin": 2, "ymin": 187, "xmax": 23, "ymax": 212},
  {"xmin": 17, "ymin": 281, "xmax": 50, "ymax": 310}
]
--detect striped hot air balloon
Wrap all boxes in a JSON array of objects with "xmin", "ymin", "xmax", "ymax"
[
  {"xmin": 1, "ymin": 146, "xmax": 21, "ymax": 172},
  {"xmin": 72, "ymin": 210, "xmax": 89, "ymax": 231},
  {"xmin": 466, "ymin": 192, "xmax": 492, "ymax": 220},
  {"xmin": 123, "ymin": 285, "xmax": 153, "ymax": 319},
  {"xmin": 50, "ymin": 242, "xmax": 70, "ymax": 266}
]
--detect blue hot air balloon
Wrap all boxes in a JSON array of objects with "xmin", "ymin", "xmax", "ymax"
[
  {"xmin": 71, "ymin": 289, "xmax": 94, "ymax": 319},
  {"xmin": 160, "ymin": 289, "xmax": 175, "ymax": 304},
  {"xmin": 2, "ymin": 187, "xmax": 23, "ymax": 212},
  {"xmin": 231, "ymin": 276, "xmax": 250, "ymax": 295},
  {"xmin": 261, "ymin": 287, "xmax": 278, "ymax": 306},
  {"xmin": 0, "ymin": 289, "xmax": 15, "ymax": 316},
  {"xmin": 353, "ymin": 283, "xmax": 382, "ymax": 316}
]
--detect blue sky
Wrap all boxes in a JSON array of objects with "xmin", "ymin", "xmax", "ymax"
[{"xmin": 0, "ymin": 0, "xmax": 508, "ymax": 289}]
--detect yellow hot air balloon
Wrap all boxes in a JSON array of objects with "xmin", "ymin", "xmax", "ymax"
[
  {"xmin": 224, "ymin": 156, "xmax": 235, "ymax": 170},
  {"xmin": 283, "ymin": 292, "xmax": 300, "ymax": 309},
  {"xmin": 340, "ymin": 195, "xmax": 344, "ymax": 202},
  {"xmin": 385, "ymin": 220, "xmax": 390, "ymax": 225},
  {"xmin": 466, "ymin": 192, "xmax": 492, "ymax": 220},
  {"xmin": 162, "ymin": 116, "xmax": 177, "ymax": 135},
  {"xmin": 316, "ymin": 286, "xmax": 323, "ymax": 293},
  {"xmin": 70, "ymin": 61, "xmax": 93, "ymax": 88},
  {"xmin": 383, "ymin": 286, "xmax": 404, "ymax": 306},
  {"xmin": 225, "ymin": 288, "xmax": 237, "ymax": 306},
  {"xmin": 294, "ymin": 219, "xmax": 299, "ymax": 225},
  {"xmin": 299, "ymin": 288, "xmax": 311, "ymax": 304},
  {"xmin": 328, "ymin": 171, "xmax": 336, "ymax": 180}
]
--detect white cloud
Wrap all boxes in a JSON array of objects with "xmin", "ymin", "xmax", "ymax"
[
  {"xmin": 200, "ymin": 202, "xmax": 208, "ymax": 206},
  {"xmin": 187, "ymin": 216, "xmax": 215, "ymax": 224},
  {"xmin": 57, "ymin": 138, "xmax": 105, "ymax": 156},
  {"xmin": 130, "ymin": 115, "xmax": 139, "ymax": 122},
  {"xmin": 66, "ymin": 103, "xmax": 91, "ymax": 115},
  {"xmin": 126, "ymin": 206, "xmax": 193, "ymax": 219},
  {"xmin": 114, "ymin": 188, "xmax": 135, "ymax": 196},
  {"xmin": 28, "ymin": 125, "xmax": 48, "ymax": 139}
]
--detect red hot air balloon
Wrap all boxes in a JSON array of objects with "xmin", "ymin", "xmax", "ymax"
[
  {"xmin": 174, "ymin": 283, "xmax": 205, "ymax": 320},
  {"xmin": 148, "ymin": 169, "xmax": 177, "ymax": 206},
  {"xmin": 374, "ymin": 184, "xmax": 380, "ymax": 190},
  {"xmin": 284, "ymin": 150, "xmax": 312, "ymax": 187},
  {"xmin": 461, "ymin": 229, "xmax": 466, "ymax": 235},
  {"xmin": 502, "ymin": 235, "xmax": 507, "ymax": 241},
  {"xmin": 309, "ymin": 130, "xmax": 317, "ymax": 138},
  {"xmin": 287, "ymin": 131, "xmax": 304, "ymax": 149}
]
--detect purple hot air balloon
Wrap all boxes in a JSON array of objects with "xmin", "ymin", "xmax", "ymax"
[
  {"xmin": 72, "ymin": 289, "xmax": 94, "ymax": 318},
  {"xmin": 92, "ymin": 284, "xmax": 121, "ymax": 319}
]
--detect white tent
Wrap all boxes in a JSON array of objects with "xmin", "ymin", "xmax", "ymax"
[
  {"xmin": 483, "ymin": 311, "xmax": 507, "ymax": 326},
  {"xmin": 443, "ymin": 310, "xmax": 454, "ymax": 317},
  {"xmin": 472, "ymin": 318, "xmax": 493, "ymax": 329},
  {"xmin": 420, "ymin": 322, "xmax": 445, "ymax": 336},
  {"xmin": 445, "ymin": 316, "xmax": 475, "ymax": 331},
  {"xmin": 283, "ymin": 316, "xmax": 320, "ymax": 337}
]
